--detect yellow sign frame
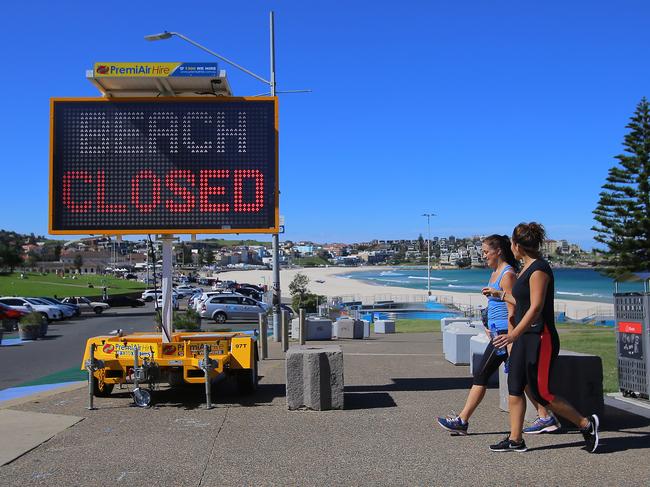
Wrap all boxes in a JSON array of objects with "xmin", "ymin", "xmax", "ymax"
[{"xmin": 49, "ymin": 97, "xmax": 279, "ymax": 236}]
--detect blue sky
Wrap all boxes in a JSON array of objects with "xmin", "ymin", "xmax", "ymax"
[{"xmin": 1, "ymin": 1, "xmax": 648, "ymax": 248}]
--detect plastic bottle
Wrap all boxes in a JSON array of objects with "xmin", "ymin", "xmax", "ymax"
[{"xmin": 489, "ymin": 323, "xmax": 507, "ymax": 357}]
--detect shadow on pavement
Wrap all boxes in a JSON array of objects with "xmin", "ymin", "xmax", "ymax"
[
  {"xmin": 105, "ymin": 377, "xmax": 285, "ymax": 410},
  {"xmin": 346, "ymin": 376, "xmax": 480, "ymax": 393},
  {"xmin": 344, "ymin": 392, "xmax": 397, "ymax": 409}
]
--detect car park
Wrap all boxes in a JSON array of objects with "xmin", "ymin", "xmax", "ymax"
[
  {"xmin": 61, "ymin": 296, "xmax": 110, "ymax": 314},
  {"xmin": 0, "ymin": 297, "xmax": 63, "ymax": 322},
  {"xmin": 102, "ymin": 295, "xmax": 145, "ymax": 308},
  {"xmin": 199, "ymin": 293, "xmax": 271, "ymax": 323}
]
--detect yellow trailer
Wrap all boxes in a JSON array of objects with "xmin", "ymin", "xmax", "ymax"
[{"xmin": 81, "ymin": 331, "xmax": 258, "ymax": 407}]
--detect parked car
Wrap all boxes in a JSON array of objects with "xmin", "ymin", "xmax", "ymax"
[
  {"xmin": 102, "ymin": 295, "xmax": 145, "ymax": 308},
  {"xmin": 141, "ymin": 289, "xmax": 179, "ymax": 302},
  {"xmin": 26, "ymin": 298, "xmax": 76, "ymax": 319},
  {"xmin": 155, "ymin": 294, "xmax": 180, "ymax": 310},
  {"xmin": 174, "ymin": 285, "xmax": 200, "ymax": 298},
  {"xmin": 0, "ymin": 302, "xmax": 28, "ymax": 330},
  {"xmin": 38, "ymin": 297, "xmax": 81, "ymax": 316},
  {"xmin": 235, "ymin": 286, "xmax": 264, "ymax": 301},
  {"xmin": 61, "ymin": 297, "xmax": 110, "ymax": 314},
  {"xmin": 192, "ymin": 290, "xmax": 239, "ymax": 312},
  {"xmin": 199, "ymin": 294, "xmax": 271, "ymax": 323},
  {"xmin": 0, "ymin": 297, "xmax": 62, "ymax": 323},
  {"xmin": 280, "ymin": 304, "xmax": 296, "ymax": 321}
]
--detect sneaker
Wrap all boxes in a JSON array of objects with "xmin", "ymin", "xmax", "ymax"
[
  {"xmin": 436, "ymin": 415, "xmax": 469, "ymax": 435},
  {"xmin": 523, "ymin": 415, "xmax": 561, "ymax": 434},
  {"xmin": 489, "ymin": 435, "xmax": 527, "ymax": 452},
  {"xmin": 581, "ymin": 414, "xmax": 600, "ymax": 453}
]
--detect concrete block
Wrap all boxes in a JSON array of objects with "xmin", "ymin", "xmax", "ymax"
[
  {"xmin": 498, "ymin": 350, "xmax": 604, "ymax": 420},
  {"xmin": 290, "ymin": 317, "xmax": 332, "ymax": 341},
  {"xmin": 375, "ymin": 320, "xmax": 395, "ymax": 334},
  {"xmin": 286, "ymin": 345, "xmax": 344, "ymax": 411},
  {"xmin": 440, "ymin": 316, "xmax": 471, "ymax": 332},
  {"xmin": 336, "ymin": 319, "xmax": 364, "ymax": 339},
  {"xmin": 361, "ymin": 320, "xmax": 370, "ymax": 338},
  {"xmin": 469, "ymin": 333, "xmax": 499, "ymax": 386},
  {"xmin": 443, "ymin": 325, "xmax": 482, "ymax": 365}
]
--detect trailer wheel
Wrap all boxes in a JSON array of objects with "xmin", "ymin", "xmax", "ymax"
[
  {"xmin": 92, "ymin": 369, "xmax": 114, "ymax": 397},
  {"xmin": 236, "ymin": 355, "xmax": 258, "ymax": 395},
  {"xmin": 213, "ymin": 312, "xmax": 227, "ymax": 324}
]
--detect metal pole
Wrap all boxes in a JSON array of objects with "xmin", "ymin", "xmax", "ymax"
[
  {"xmin": 161, "ymin": 236, "xmax": 174, "ymax": 343},
  {"xmin": 427, "ymin": 215, "xmax": 431, "ymax": 296},
  {"xmin": 259, "ymin": 313, "xmax": 268, "ymax": 359},
  {"xmin": 87, "ymin": 343, "xmax": 96, "ymax": 410},
  {"xmin": 133, "ymin": 346, "xmax": 140, "ymax": 390},
  {"xmin": 299, "ymin": 308, "xmax": 306, "ymax": 345},
  {"xmin": 270, "ymin": 11, "xmax": 282, "ymax": 344},
  {"xmin": 281, "ymin": 310, "xmax": 289, "ymax": 352},
  {"xmin": 204, "ymin": 344, "xmax": 213, "ymax": 410}
]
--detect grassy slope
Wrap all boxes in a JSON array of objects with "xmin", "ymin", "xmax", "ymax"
[
  {"xmin": 390, "ymin": 319, "xmax": 618, "ymax": 393},
  {"xmin": 0, "ymin": 272, "xmax": 145, "ymax": 298}
]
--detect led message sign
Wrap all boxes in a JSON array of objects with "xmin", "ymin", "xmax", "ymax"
[{"xmin": 50, "ymin": 98, "xmax": 278, "ymax": 234}]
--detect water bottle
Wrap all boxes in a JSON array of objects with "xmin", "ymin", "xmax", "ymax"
[{"xmin": 489, "ymin": 323, "xmax": 507, "ymax": 356}]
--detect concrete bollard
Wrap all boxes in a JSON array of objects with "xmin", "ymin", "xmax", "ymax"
[
  {"xmin": 291, "ymin": 317, "xmax": 332, "ymax": 341},
  {"xmin": 336, "ymin": 318, "xmax": 364, "ymax": 339},
  {"xmin": 286, "ymin": 345, "xmax": 344, "ymax": 410},
  {"xmin": 443, "ymin": 324, "xmax": 482, "ymax": 365},
  {"xmin": 374, "ymin": 320, "xmax": 396, "ymax": 334},
  {"xmin": 498, "ymin": 350, "xmax": 604, "ymax": 420},
  {"xmin": 440, "ymin": 316, "xmax": 471, "ymax": 332}
]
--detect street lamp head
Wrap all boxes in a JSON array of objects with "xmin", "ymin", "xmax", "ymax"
[{"xmin": 144, "ymin": 31, "xmax": 173, "ymax": 41}]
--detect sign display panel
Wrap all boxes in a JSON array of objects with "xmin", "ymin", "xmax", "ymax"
[
  {"xmin": 93, "ymin": 62, "xmax": 219, "ymax": 77},
  {"xmin": 50, "ymin": 98, "xmax": 278, "ymax": 234}
]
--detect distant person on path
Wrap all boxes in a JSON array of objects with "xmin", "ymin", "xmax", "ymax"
[
  {"xmin": 484, "ymin": 222, "xmax": 599, "ymax": 453},
  {"xmin": 436, "ymin": 235, "xmax": 558, "ymax": 435}
]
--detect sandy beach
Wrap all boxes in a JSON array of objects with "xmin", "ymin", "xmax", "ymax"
[{"xmin": 215, "ymin": 266, "xmax": 613, "ymax": 320}]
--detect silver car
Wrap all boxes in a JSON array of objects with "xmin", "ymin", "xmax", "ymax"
[{"xmin": 199, "ymin": 293, "xmax": 271, "ymax": 324}]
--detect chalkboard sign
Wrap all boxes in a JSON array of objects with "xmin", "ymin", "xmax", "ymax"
[{"xmin": 618, "ymin": 321, "xmax": 643, "ymax": 360}]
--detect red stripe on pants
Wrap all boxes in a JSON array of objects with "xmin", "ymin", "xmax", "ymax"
[{"xmin": 537, "ymin": 326, "xmax": 555, "ymax": 403}]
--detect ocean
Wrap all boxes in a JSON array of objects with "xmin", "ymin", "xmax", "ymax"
[{"xmin": 340, "ymin": 267, "xmax": 647, "ymax": 304}]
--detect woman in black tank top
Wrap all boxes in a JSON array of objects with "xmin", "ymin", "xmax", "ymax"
[{"xmin": 484, "ymin": 222, "xmax": 600, "ymax": 453}]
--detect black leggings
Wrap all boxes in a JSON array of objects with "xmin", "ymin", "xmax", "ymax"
[{"xmin": 472, "ymin": 339, "xmax": 507, "ymax": 386}]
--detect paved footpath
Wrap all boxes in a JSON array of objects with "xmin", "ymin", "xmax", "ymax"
[{"xmin": 1, "ymin": 332, "xmax": 649, "ymax": 486}]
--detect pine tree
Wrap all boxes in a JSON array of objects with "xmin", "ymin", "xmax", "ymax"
[{"xmin": 592, "ymin": 98, "xmax": 650, "ymax": 278}]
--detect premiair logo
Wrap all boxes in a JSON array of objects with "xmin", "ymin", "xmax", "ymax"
[{"xmin": 96, "ymin": 65, "xmax": 109, "ymax": 75}]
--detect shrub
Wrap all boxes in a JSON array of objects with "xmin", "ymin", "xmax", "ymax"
[
  {"xmin": 19, "ymin": 312, "xmax": 43, "ymax": 331},
  {"xmin": 154, "ymin": 308, "xmax": 201, "ymax": 331}
]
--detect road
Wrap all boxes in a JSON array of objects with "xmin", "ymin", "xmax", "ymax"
[{"xmin": 0, "ymin": 306, "xmax": 156, "ymax": 390}]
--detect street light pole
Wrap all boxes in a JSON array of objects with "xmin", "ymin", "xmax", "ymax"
[{"xmin": 422, "ymin": 213, "xmax": 436, "ymax": 297}]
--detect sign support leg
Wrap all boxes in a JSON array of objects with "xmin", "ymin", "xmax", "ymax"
[{"xmin": 161, "ymin": 236, "xmax": 174, "ymax": 343}]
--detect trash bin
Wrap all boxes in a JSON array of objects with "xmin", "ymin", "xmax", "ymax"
[{"xmin": 614, "ymin": 291, "xmax": 650, "ymax": 399}]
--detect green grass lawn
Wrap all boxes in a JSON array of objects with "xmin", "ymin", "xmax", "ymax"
[
  {"xmin": 389, "ymin": 319, "xmax": 619, "ymax": 393},
  {"xmin": 0, "ymin": 272, "xmax": 145, "ymax": 298}
]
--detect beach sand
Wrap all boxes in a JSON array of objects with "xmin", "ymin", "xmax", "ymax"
[{"xmin": 215, "ymin": 266, "xmax": 613, "ymax": 319}]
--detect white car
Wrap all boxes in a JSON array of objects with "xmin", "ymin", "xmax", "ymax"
[
  {"xmin": 142, "ymin": 289, "xmax": 179, "ymax": 302},
  {"xmin": 0, "ymin": 297, "xmax": 63, "ymax": 322},
  {"xmin": 174, "ymin": 285, "xmax": 200, "ymax": 298},
  {"xmin": 155, "ymin": 294, "xmax": 180, "ymax": 310},
  {"xmin": 199, "ymin": 294, "xmax": 271, "ymax": 323},
  {"xmin": 61, "ymin": 297, "xmax": 110, "ymax": 314}
]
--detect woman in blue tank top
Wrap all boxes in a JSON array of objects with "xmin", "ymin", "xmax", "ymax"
[{"xmin": 436, "ymin": 235, "xmax": 556, "ymax": 435}]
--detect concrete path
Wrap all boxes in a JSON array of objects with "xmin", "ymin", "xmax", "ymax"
[{"xmin": 0, "ymin": 332, "xmax": 648, "ymax": 486}]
